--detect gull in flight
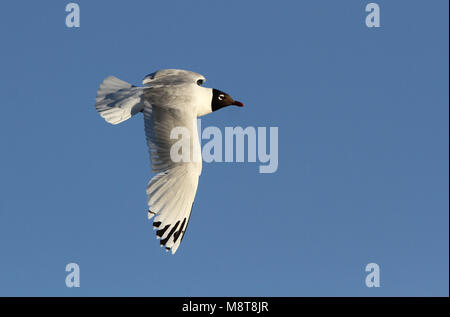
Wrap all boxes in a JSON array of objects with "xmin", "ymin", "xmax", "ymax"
[{"xmin": 95, "ymin": 69, "xmax": 243, "ymax": 254}]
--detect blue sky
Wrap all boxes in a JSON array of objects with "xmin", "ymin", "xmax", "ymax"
[{"xmin": 0, "ymin": 0, "xmax": 448, "ymax": 296}]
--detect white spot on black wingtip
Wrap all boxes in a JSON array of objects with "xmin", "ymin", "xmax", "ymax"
[
  {"xmin": 160, "ymin": 221, "xmax": 180, "ymax": 246},
  {"xmin": 153, "ymin": 221, "xmax": 161, "ymax": 230},
  {"xmin": 156, "ymin": 224, "xmax": 170, "ymax": 238},
  {"xmin": 152, "ymin": 203, "xmax": 195, "ymax": 253}
]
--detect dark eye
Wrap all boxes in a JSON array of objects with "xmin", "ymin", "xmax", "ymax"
[{"xmin": 197, "ymin": 79, "xmax": 204, "ymax": 86}]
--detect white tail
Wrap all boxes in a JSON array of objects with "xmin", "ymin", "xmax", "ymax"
[{"xmin": 95, "ymin": 76, "xmax": 144, "ymax": 125}]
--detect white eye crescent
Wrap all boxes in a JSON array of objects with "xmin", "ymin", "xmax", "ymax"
[{"xmin": 218, "ymin": 94, "xmax": 225, "ymax": 101}]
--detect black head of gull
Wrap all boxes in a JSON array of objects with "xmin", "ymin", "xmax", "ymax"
[{"xmin": 211, "ymin": 88, "xmax": 244, "ymax": 112}]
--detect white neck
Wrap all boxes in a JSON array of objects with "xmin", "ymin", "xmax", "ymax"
[{"xmin": 195, "ymin": 87, "xmax": 213, "ymax": 117}]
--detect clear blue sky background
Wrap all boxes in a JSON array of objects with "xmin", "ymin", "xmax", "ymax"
[{"xmin": 0, "ymin": 0, "xmax": 448, "ymax": 296}]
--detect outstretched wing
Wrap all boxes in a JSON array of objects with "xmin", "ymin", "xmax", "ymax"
[{"xmin": 143, "ymin": 104, "xmax": 202, "ymax": 254}]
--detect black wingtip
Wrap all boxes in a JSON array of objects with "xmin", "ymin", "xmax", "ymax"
[
  {"xmin": 160, "ymin": 221, "xmax": 180, "ymax": 246},
  {"xmin": 156, "ymin": 225, "xmax": 170, "ymax": 238}
]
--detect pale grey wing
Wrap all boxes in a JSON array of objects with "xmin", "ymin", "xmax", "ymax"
[
  {"xmin": 144, "ymin": 103, "xmax": 201, "ymax": 173},
  {"xmin": 143, "ymin": 104, "xmax": 201, "ymax": 254},
  {"xmin": 142, "ymin": 69, "xmax": 206, "ymax": 87}
]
